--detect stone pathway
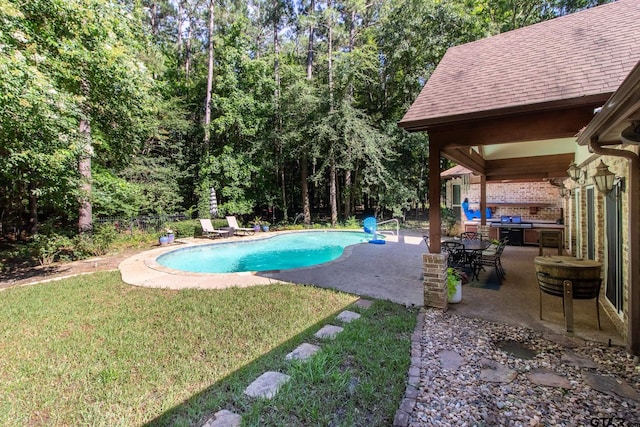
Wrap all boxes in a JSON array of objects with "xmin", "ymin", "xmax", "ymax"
[
  {"xmin": 200, "ymin": 298, "xmax": 373, "ymax": 426},
  {"xmin": 395, "ymin": 309, "xmax": 640, "ymax": 427}
]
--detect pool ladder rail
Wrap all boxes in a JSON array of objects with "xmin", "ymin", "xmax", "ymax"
[{"xmin": 376, "ymin": 218, "xmax": 399, "ymax": 236}]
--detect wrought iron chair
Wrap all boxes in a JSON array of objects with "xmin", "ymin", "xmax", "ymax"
[
  {"xmin": 441, "ymin": 241, "xmax": 466, "ymax": 268},
  {"xmin": 478, "ymin": 238, "xmax": 508, "ymax": 284},
  {"xmin": 460, "ymin": 231, "xmax": 482, "ymax": 241}
]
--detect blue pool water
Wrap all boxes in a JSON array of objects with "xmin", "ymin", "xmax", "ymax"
[{"xmin": 156, "ymin": 231, "xmax": 372, "ymax": 273}]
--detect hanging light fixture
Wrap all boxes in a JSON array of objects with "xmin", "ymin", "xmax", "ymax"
[
  {"xmin": 558, "ymin": 186, "xmax": 571, "ymax": 198},
  {"xmin": 592, "ymin": 160, "xmax": 616, "ymax": 195},
  {"xmin": 621, "ymin": 121, "xmax": 640, "ymax": 145},
  {"xmin": 567, "ymin": 162, "xmax": 583, "ymax": 183}
]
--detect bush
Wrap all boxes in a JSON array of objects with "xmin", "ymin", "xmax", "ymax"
[
  {"xmin": 344, "ymin": 216, "xmax": 359, "ymax": 228},
  {"xmin": 441, "ymin": 206, "xmax": 457, "ymax": 234},
  {"xmin": 30, "ymin": 233, "xmax": 73, "ymax": 265},
  {"xmin": 170, "ymin": 220, "xmax": 199, "ymax": 238}
]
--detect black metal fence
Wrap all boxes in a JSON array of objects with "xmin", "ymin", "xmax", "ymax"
[{"xmin": 95, "ymin": 214, "xmax": 188, "ymax": 234}]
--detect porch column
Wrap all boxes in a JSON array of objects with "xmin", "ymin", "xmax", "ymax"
[{"xmin": 428, "ymin": 139, "xmax": 441, "ymax": 253}]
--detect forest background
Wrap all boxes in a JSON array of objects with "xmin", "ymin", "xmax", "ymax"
[{"xmin": 0, "ymin": 0, "xmax": 610, "ymax": 238}]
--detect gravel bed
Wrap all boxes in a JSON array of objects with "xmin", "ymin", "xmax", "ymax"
[{"xmin": 409, "ymin": 309, "xmax": 640, "ymax": 427}]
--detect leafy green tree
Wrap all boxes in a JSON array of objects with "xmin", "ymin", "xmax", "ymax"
[{"xmin": 0, "ymin": 0, "xmax": 156, "ymax": 235}]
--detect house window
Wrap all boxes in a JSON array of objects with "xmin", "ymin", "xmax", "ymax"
[
  {"xmin": 452, "ymin": 184, "xmax": 461, "ymax": 221},
  {"xmin": 574, "ymin": 189, "xmax": 582, "ymax": 258},
  {"xmin": 586, "ymin": 187, "xmax": 595, "ymax": 260},
  {"xmin": 605, "ymin": 181, "xmax": 623, "ymax": 315}
]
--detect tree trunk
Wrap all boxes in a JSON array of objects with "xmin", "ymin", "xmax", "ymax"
[
  {"xmin": 177, "ymin": 1, "xmax": 183, "ymax": 54},
  {"xmin": 301, "ymin": 0, "xmax": 315, "ymax": 225},
  {"xmin": 27, "ymin": 180, "xmax": 38, "ymax": 235},
  {"xmin": 301, "ymin": 157, "xmax": 310, "ymax": 224},
  {"xmin": 328, "ymin": 0, "xmax": 336, "ymax": 226},
  {"xmin": 273, "ymin": 0, "xmax": 286, "ymax": 218},
  {"xmin": 327, "ymin": 0, "xmax": 334, "ymax": 110},
  {"xmin": 185, "ymin": 21, "xmax": 192, "ymax": 79},
  {"xmin": 150, "ymin": 2, "xmax": 158, "ymax": 37},
  {"xmin": 306, "ymin": 0, "xmax": 315, "ymax": 80},
  {"xmin": 203, "ymin": 0, "xmax": 214, "ymax": 151},
  {"xmin": 330, "ymin": 160, "xmax": 337, "ymax": 227},
  {"xmin": 78, "ymin": 117, "xmax": 92, "ymax": 234},
  {"xmin": 343, "ymin": 8, "xmax": 355, "ymax": 219},
  {"xmin": 344, "ymin": 169, "xmax": 351, "ymax": 218}
]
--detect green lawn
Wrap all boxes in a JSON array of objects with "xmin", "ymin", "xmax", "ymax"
[{"xmin": 0, "ymin": 272, "xmax": 416, "ymax": 426}]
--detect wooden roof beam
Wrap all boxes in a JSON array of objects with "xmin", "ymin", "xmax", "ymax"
[
  {"xmin": 428, "ymin": 106, "xmax": 600, "ymax": 149},
  {"xmin": 441, "ymin": 147, "xmax": 486, "ymax": 175},
  {"xmin": 485, "ymin": 153, "xmax": 574, "ymax": 180}
]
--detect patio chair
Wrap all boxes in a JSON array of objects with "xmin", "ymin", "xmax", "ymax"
[
  {"xmin": 536, "ymin": 272, "xmax": 602, "ymax": 329},
  {"xmin": 441, "ymin": 241, "xmax": 466, "ymax": 268},
  {"xmin": 199, "ymin": 218, "xmax": 230, "ymax": 239},
  {"xmin": 225, "ymin": 216, "xmax": 254, "ymax": 236},
  {"xmin": 460, "ymin": 231, "xmax": 482, "ymax": 240},
  {"xmin": 478, "ymin": 238, "xmax": 507, "ymax": 284}
]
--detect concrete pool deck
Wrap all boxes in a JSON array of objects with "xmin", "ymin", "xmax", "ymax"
[{"xmin": 118, "ymin": 230, "xmax": 427, "ymax": 306}]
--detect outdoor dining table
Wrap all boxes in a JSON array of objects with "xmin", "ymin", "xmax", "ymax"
[
  {"xmin": 442, "ymin": 238, "xmax": 492, "ymax": 279},
  {"xmin": 442, "ymin": 238, "xmax": 492, "ymax": 252}
]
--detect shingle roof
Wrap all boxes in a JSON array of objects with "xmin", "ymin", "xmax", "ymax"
[
  {"xmin": 441, "ymin": 165, "xmax": 472, "ymax": 177},
  {"xmin": 399, "ymin": 0, "xmax": 640, "ymax": 128}
]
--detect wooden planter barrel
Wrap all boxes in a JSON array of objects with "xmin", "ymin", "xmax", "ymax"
[{"xmin": 534, "ymin": 256, "xmax": 602, "ymax": 332}]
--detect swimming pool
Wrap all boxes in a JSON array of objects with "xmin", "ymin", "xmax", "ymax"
[{"xmin": 156, "ymin": 231, "xmax": 372, "ymax": 273}]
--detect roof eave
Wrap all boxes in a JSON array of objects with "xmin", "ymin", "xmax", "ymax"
[
  {"xmin": 577, "ymin": 61, "xmax": 640, "ymax": 146},
  {"xmin": 399, "ymin": 93, "xmax": 611, "ymax": 132}
]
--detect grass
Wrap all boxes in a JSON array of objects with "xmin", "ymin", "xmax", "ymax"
[{"xmin": 0, "ymin": 272, "xmax": 417, "ymax": 426}]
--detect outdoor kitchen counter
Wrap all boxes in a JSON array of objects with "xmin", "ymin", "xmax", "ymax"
[
  {"xmin": 464, "ymin": 221, "xmax": 565, "ymax": 245},
  {"xmin": 464, "ymin": 220, "xmax": 564, "ymax": 228}
]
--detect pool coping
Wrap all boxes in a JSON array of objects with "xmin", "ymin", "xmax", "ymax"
[{"xmin": 119, "ymin": 230, "xmax": 369, "ymax": 290}]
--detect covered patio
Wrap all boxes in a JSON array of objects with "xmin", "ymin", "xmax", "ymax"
[
  {"xmin": 451, "ymin": 244, "xmax": 622, "ymax": 346},
  {"xmin": 398, "ymin": 0, "xmax": 640, "ymax": 355}
]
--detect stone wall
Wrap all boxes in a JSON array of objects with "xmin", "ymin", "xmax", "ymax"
[{"xmin": 446, "ymin": 178, "xmax": 563, "ymax": 222}]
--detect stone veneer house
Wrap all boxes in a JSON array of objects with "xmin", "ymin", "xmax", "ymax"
[{"xmin": 398, "ymin": 0, "xmax": 640, "ymax": 356}]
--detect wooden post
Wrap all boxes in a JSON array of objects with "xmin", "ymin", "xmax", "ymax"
[
  {"xmin": 428, "ymin": 140, "xmax": 441, "ymax": 253},
  {"xmin": 564, "ymin": 280, "xmax": 574, "ymax": 333}
]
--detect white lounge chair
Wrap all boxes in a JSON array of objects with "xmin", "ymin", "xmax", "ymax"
[
  {"xmin": 225, "ymin": 216, "xmax": 254, "ymax": 236},
  {"xmin": 199, "ymin": 219, "xmax": 229, "ymax": 239}
]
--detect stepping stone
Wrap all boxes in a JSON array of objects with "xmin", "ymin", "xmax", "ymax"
[
  {"xmin": 438, "ymin": 350, "xmax": 464, "ymax": 371},
  {"xmin": 583, "ymin": 372, "xmax": 639, "ymax": 402},
  {"xmin": 314, "ymin": 325, "xmax": 344, "ymax": 339},
  {"xmin": 526, "ymin": 368, "xmax": 572, "ymax": 389},
  {"xmin": 244, "ymin": 371, "xmax": 291, "ymax": 399},
  {"xmin": 202, "ymin": 410, "xmax": 242, "ymax": 427},
  {"xmin": 561, "ymin": 351, "xmax": 599, "ymax": 369},
  {"xmin": 354, "ymin": 299, "xmax": 373, "ymax": 309},
  {"xmin": 542, "ymin": 332, "xmax": 583, "ymax": 349},
  {"xmin": 337, "ymin": 310, "xmax": 361, "ymax": 323},
  {"xmin": 285, "ymin": 343, "xmax": 321, "ymax": 361},
  {"xmin": 479, "ymin": 358, "xmax": 517, "ymax": 383}
]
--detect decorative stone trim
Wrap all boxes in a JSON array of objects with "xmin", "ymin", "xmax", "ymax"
[{"xmin": 393, "ymin": 309, "xmax": 425, "ymax": 427}]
